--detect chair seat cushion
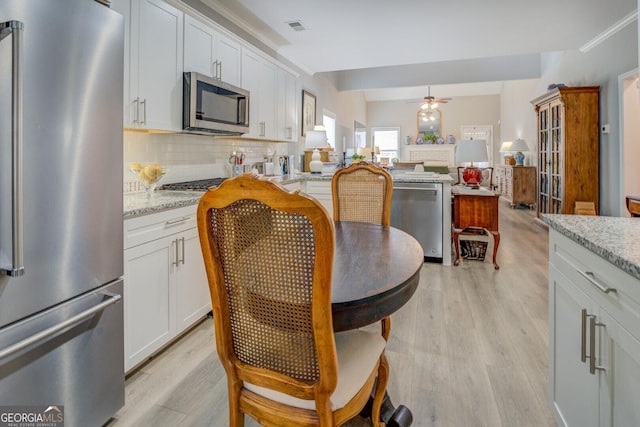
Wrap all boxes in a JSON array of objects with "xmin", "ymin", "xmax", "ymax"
[{"xmin": 244, "ymin": 329, "xmax": 386, "ymax": 411}]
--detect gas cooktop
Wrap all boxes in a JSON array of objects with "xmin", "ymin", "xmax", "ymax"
[{"xmin": 159, "ymin": 177, "xmax": 226, "ymax": 191}]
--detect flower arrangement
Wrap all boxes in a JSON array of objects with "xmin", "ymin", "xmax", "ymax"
[{"xmin": 351, "ymin": 153, "xmax": 366, "ymax": 162}]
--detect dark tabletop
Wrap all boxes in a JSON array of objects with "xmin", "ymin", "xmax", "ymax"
[{"xmin": 331, "ymin": 221, "xmax": 423, "ymax": 332}]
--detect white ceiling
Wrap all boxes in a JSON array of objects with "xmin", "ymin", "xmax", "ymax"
[{"xmin": 201, "ymin": 0, "xmax": 637, "ymax": 100}]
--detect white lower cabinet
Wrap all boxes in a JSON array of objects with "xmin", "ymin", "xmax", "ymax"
[
  {"xmin": 123, "ymin": 205, "xmax": 210, "ymax": 372},
  {"xmin": 549, "ymin": 230, "xmax": 640, "ymax": 427},
  {"xmin": 302, "ymin": 180, "xmax": 333, "ymax": 219}
]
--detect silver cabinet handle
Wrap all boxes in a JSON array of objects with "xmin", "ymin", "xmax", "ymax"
[
  {"xmin": 578, "ymin": 270, "xmax": 617, "ymax": 294},
  {"xmin": 173, "ymin": 238, "xmax": 180, "ymax": 266},
  {"xmin": 133, "ymin": 97, "xmax": 139, "ymax": 124},
  {"xmin": 180, "ymin": 237, "xmax": 185, "ymax": 265},
  {"xmin": 165, "ymin": 216, "xmax": 190, "ymax": 226},
  {"xmin": 0, "ymin": 292, "xmax": 121, "ymax": 360},
  {"xmin": 140, "ymin": 98, "xmax": 147, "ymax": 125},
  {"xmin": 588, "ymin": 315, "xmax": 606, "ymax": 374},
  {"xmin": 217, "ymin": 61, "xmax": 222, "ymax": 80},
  {"xmin": 212, "ymin": 60, "xmax": 218, "ymax": 79},
  {"xmin": 1, "ymin": 20, "xmax": 25, "ymax": 277},
  {"xmin": 581, "ymin": 308, "xmax": 587, "ymax": 363},
  {"xmin": 287, "ymin": 126, "xmax": 292, "ymax": 139},
  {"xmin": 259, "ymin": 121, "xmax": 265, "ymax": 137}
]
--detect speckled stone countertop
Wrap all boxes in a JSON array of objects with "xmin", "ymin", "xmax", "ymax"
[
  {"xmin": 542, "ymin": 214, "xmax": 640, "ymax": 281},
  {"xmin": 124, "ymin": 172, "xmax": 454, "ymax": 218},
  {"xmin": 124, "ymin": 191, "xmax": 205, "ymax": 218}
]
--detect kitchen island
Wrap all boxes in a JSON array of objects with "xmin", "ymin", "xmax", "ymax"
[
  {"xmin": 542, "ymin": 214, "xmax": 640, "ymax": 427},
  {"xmin": 124, "ymin": 171, "xmax": 455, "ymax": 265}
]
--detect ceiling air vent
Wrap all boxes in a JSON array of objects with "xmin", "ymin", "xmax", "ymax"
[{"xmin": 286, "ymin": 20, "xmax": 306, "ymax": 32}]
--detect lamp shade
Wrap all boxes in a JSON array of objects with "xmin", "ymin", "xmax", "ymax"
[
  {"xmin": 510, "ymin": 138, "xmax": 528, "ymax": 166},
  {"xmin": 509, "ymin": 138, "xmax": 529, "ymax": 152},
  {"xmin": 455, "ymin": 140, "xmax": 488, "ymax": 164},
  {"xmin": 305, "ymin": 130, "xmax": 328, "ymax": 149},
  {"xmin": 499, "ymin": 141, "xmax": 513, "ymax": 153}
]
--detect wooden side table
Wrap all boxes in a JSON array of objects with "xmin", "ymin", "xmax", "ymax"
[
  {"xmin": 626, "ymin": 196, "xmax": 640, "ymax": 217},
  {"xmin": 495, "ymin": 165, "xmax": 536, "ymax": 209},
  {"xmin": 452, "ymin": 188, "xmax": 500, "ymax": 269}
]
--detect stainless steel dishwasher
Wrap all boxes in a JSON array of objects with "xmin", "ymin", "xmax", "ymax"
[{"xmin": 390, "ymin": 182, "xmax": 443, "ymax": 262}]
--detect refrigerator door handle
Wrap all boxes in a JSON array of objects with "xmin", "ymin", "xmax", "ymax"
[
  {"xmin": 0, "ymin": 21, "xmax": 25, "ymax": 277},
  {"xmin": 0, "ymin": 291, "xmax": 122, "ymax": 360}
]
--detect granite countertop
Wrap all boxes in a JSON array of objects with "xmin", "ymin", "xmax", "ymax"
[
  {"xmin": 542, "ymin": 213, "xmax": 640, "ymax": 281},
  {"xmin": 124, "ymin": 172, "xmax": 454, "ymax": 218},
  {"xmin": 124, "ymin": 190, "xmax": 205, "ymax": 218}
]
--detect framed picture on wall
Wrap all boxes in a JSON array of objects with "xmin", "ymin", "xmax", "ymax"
[{"xmin": 302, "ymin": 90, "xmax": 316, "ymax": 136}]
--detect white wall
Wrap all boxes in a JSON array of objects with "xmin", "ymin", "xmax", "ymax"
[
  {"xmin": 366, "ymin": 95, "xmax": 500, "ymax": 162},
  {"xmin": 499, "ymin": 79, "xmax": 539, "ymax": 166},
  {"xmin": 501, "ymin": 21, "xmax": 638, "ymax": 216}
]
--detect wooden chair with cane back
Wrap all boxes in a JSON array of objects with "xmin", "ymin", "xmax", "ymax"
[
  {"xmin": 331, "ymin": 162, "xmax": 394, "ymax": 340},
  {"xmin": 331, "ymin": 162, "xmax": 394, "ymax": 227},
  {"xmin": 197, "ymin": 174, "xmax": 389, "ymax": 427}
]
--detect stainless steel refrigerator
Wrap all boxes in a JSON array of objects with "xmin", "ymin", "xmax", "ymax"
[{"xmin": 0, "ymin": 1, "xmax": 125, "ymax": 426}]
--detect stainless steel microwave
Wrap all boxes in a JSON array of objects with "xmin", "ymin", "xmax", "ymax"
[{"xmin": 183, "ymin": 72, "xmax": 250, "ymax": 135}]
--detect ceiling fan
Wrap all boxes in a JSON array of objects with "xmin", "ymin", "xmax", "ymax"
[{"xmin": 417, "ymin": 86, "xmax": 451, "ymax": 110}]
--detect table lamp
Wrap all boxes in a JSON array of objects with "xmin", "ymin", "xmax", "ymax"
[
  {"xmin": 510, "ymin": 138, "xmax": 529, "ymax": 166},
  {"xmin": 499, "ymin": 141, "xmax": 515, "ymax": 165},
  {"xmin": 455, "ymin": 139, "xmax": 488, "ymax": 188},
  {"xmin": 305, "ymin": 130, "xmax": 327, "ymax": 173}
]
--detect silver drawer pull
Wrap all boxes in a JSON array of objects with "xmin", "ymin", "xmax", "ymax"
[
  {"xmin": 165, "ymin": 216, "xmax": 190, "ymax": 226},
  {"xmin": 578, "ymin": 270, "xmax": 617, "ymax": 294}
]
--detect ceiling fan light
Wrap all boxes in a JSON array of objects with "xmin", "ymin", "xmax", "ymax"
[
  {"xmin": 431, "ymin": 102, "xmax": 438, "ymax": 109},
  {"xmin": 421, "ymin": 104, "xmax": 429, "ymax": 110}
]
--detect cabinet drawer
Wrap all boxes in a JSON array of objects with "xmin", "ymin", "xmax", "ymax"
[
  {"xmin": 549, "ymin": 231, "xmax": 640, "ymax": 341},
  {"xmin": 124, "ymin": 205, "xmax": 197, "ymax": 249}
]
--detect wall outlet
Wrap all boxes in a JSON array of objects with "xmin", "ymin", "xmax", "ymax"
[{"xmin": 601, "ymin": 124, "xmax": 610, "ymax": 134}]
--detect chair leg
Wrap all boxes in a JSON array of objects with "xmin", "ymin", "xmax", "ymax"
[
  {"xmin": 228, "ymin": 383, "xmax": 244, "ymax": 427},
  {"xmin": 381, "ymin": 317, "xmax": 391, "ymax": 341},
  {"xmin": 371, "ymin": 352, "xmax": 390, "ymax": 427}
]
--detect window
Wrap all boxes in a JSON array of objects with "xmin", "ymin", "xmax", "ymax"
[
  {"xmin": 322, "ymin": 110, "xmax": 336, "ymax": 148},
  {"xmin": 371, "ymin": 127, "xmax": 399, "ymax": 160}
]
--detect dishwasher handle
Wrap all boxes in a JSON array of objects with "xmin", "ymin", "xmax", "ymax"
[{"xmin": 394, "ymin": 186, "xmax": 438, "ymax": 194}]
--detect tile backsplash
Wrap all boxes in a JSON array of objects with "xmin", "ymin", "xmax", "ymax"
[{"xmin": 123, "ymin": 131, "xmax": 295, "ymax": 193}]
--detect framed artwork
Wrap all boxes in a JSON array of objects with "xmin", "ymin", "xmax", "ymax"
[{"xmin": 301, "ymin": 90, "xmax": 316, "ymax": 136}]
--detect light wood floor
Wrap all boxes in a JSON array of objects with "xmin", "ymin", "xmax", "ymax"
[{"xmin": 108, "ymin": 202, "xmax": 556, "ymax": 427}]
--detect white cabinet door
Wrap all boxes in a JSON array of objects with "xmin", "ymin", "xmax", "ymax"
[
  {"xmin": 184, "ymin": 15, "xmax": 241, "ymax": 86},
  {"xmin": 129, "ymin": 0, "xmax": 183, "ymax": 130},
  {"xmin": 277, "ymin": 69, "xmax": 297, "ymax": 141},
  {"xmin": 215, "ymin": 33, "xmax": 241, "ymax": 86},
  {"xmin": 174, "ymin": 227, "xmax": 211, "ymax": 332},
  {"xmin": 549, "ymin": 264, "xmax": 600, "ymax": 427},
  {"xmin": 184, "ymin": 15, "xmax": 216, "ymax": 77},
  {"xmin": 241, "ymin": 48, "xmax": 277, "ymax": 139},
  {"xmin": 304, "ymin": 181, "xmax": 333, "ymax": 219},
  {"xmin": 598, "ymin": 308, "xmax": 640, "ymax": 427},
  {"xmin": 124, "ymin": 237, "xmax": 172, "ymax": 372},
  {"xmin": 241, "ymin": 49, "xmax": 260, "ymax": 138}
]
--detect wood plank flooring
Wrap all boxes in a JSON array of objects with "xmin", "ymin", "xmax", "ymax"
[{"xmin": 107, "ymin": 202, "xmax": 556, "ymax": 427}]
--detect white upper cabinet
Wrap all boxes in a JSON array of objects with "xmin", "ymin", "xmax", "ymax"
[
  {"xmin": 242, "ymin": 47, "xmax": 298, "ymax": 141},
  {"xmin": 241, "ymin": 48, "xmax": 277, "ymax": 140},
  {"xmin": 277, "ymin": 68, "xmax": 298, "ymax": 141},
  {"xmin": 184, "ymin": 15, "xmax": 241, "ymax": 87},
  {"xmin": 113, "ymin": 0, "xmax": 183, "ymax": 131}
]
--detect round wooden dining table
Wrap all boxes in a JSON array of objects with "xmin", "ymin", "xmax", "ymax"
[
  {"xmin": 331, "ymin": 221, "xmax": 423, "ymax": 331},
  {"xmin": 330, "ymin": 221, "xmax": 423, "ymax": 427}
]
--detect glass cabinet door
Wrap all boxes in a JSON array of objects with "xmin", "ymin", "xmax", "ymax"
[
  {"xmin": 538, "ymin": 105, "xmax": 550, "ymax": 213},
  {"xmin": 549, "ymin": 100, "xmax": 563, "ymax": 213}
]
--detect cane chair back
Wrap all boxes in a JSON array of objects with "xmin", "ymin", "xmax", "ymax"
[
  {"xmin": 331, "ymin": 162, "xmax": 393, "ymax": 226},
  {"xmin": 197, "ymin": 174, "xmax": 388, "ymax": 426}
]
